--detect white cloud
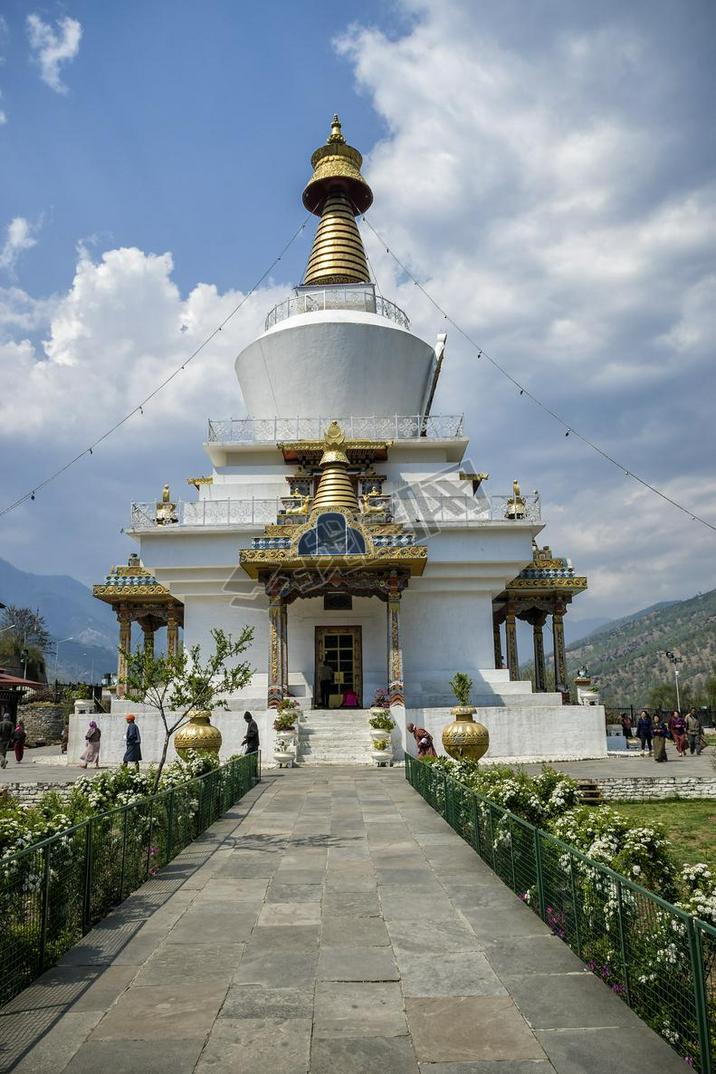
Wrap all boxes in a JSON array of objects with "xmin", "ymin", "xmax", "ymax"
[
  {"xmin": 26, "ymin": 14, "xmax": 82, "ymax": 94},
  {"xmin": 0, "ymin": 244, "xmax": 286, "ymax": 441},
  {"xmin": 336, "ymin": 0, "xmax": 716, "ymax": 617},
  {"xmin": 0, "ymin": 217, "xmax": 39, "ymax": 272}
]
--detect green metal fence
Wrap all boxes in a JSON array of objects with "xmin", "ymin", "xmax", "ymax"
[
  {"xmin": 405, "ymin": 755, "xmax": 716, "ymax": 1072},
  {"xmin": 0, "ymin": 753, "xmax": 260, "ymax": 1008}
]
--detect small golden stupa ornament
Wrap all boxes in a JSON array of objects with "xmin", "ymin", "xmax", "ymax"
[
  {"xmin": 174, "ymin": 710, "xmax": 222, "ymax": 760},
  {"xmin": 311, "ymin": 421, "xmax": 359, "ymax": 513},
  {"xmin": 441, "ymin": 673, "xmax": 489, "ymax": 762}
]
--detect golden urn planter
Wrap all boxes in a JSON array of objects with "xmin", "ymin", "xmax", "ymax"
[
  {"xmin": 174, "ymin": 711, "xmax": 222, "ymax": 760},
  {"xmin": 441, "ymin": 706, "xmax": 489, "ymax": 762}
]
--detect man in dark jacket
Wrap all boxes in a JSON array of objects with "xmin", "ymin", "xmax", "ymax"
[
  {"xmin": 0, "ymin": 713, "xmax": 14, "ymax": 768},
  {"xmin": 122, "ymin": 714, "xmax": 142, "ymax": 770},
  {"xmin": 241, "ymin": 711, "xmax": 259, "ymax": 755}
]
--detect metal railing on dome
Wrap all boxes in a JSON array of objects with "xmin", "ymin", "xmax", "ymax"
[
  {"xmin": 405, "ymin": 756, "xmax": 716, "ymax": 1073},
  {"xmin": 128, "ymin": 492, "xmax": 540, "ymax": 530},
  {"xmin": 264, "ymin": 287, "xmax": 410, "ymax": 331},
  {"xmin": 207, "ymin": 414, "xmax": 465, "ymax": 442},
  {"xmin": 0, "ymin": 753, "xmax": 260, "ymax": 1008}
]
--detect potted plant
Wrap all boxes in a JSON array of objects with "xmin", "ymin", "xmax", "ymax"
[
  {"xmin": 442, "ymin": 672, "xmax": 489, "ymax": 762},
  {"xmin": 368, "ymin": 709, "xmax": 395, "ymax": 743},
  {"xmin": 273, "ymin": 704, "xmax": 298, "ymax": 768},
  {"xmin": 449, "ymin": 672, "xmax": 475, "ymax": 714},
  {"xmin": 370, "ymin": 736, "xmax": 392, "ymax": 766},
  {"xmin": 369, "ymin": 688, "xmax": 390, "ymax": 713}
]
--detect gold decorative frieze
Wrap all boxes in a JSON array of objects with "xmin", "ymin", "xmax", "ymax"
[{"xmin": 239, "ymin": 546, "xmax": 427, "ymax": 580}]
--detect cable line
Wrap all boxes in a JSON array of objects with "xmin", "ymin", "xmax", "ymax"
[
  {"xmin": 0, "ymin": 216, "xmax": 309, "ymax": 519},
  {"xmin": 360, "ymin": 214, "xmax": 716, "ymax": 536}
]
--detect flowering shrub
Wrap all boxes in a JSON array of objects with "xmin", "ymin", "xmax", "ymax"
[
  {"xmin": 430, "ymin": 758, "xmax": 580, "ymax": 828},
  {"xmin": 416, "ymin": 756, "xmax": 716, "ymax": 1067},
  {"xmin": 0, "ymin": 751, "xmax": 256, "ymax": 1009},
  {"xmin": 0, "ymin": 751, "xmax": 220, "ymax": 860},
  {"xmin": 370, "ymin": 688, "xmax": 390, "ymax": 710}
]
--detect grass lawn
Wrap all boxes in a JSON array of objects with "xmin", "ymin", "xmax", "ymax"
[{"xmin": 609, "ymin": 799, "xmax": 716, "ymax": 873}]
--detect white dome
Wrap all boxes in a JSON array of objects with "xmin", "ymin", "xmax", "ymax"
[{"xmin": 235, "ymin": 309, "xmax": 435, "ymax": 420}]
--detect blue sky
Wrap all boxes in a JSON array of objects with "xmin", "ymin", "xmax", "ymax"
[
  {"xmin": 1, "ymin": 1, "xmax": 406, "ymax": 296},
  {"xmin": 0, "ymin": 0, "xmax": 714, "ymax": 621}
]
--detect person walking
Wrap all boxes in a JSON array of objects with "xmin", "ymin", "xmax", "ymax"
[
  {"xmin": 0, "ymin": 712, "xmax": 14, "ymax": 769},
  {"xmin": 620, "ymin": 712, "xmax": 633, "ymax": 747},
  {"xmin": 669, "ymin": 711, "xmax": 687, "ymax": 757},
  {"xmin": 79, "ymin": 720, "xmax": 101, "ymax": 769},
  {"xmin": 653, "ymin": 716, "xmax": 670, "ymax": 763},
  {"xmin": 13, "ymin": 720, "xmax": 27, "ymax": 763},
  {"xmin": 407, "ymin": 722, "xmax": 437, "ymax": 758},
  {"xmin": 636, "ymin": 710, "xmax": 653, "ymax": 755},
  {"xmin": 60, "ymin": 722, "xmax": 69, "ymax": 755},
  {"xmin": 122, "ymin": 714, "xmax": 141, "ymax": 770},
  {"xmin": 685, "ymin": 709, "xmax": 704, "ymax": 756},
  {"xmin": 241, "ymin": 711, "xmax": 259, "ymax": 755},
  {"xmin": 317, "ymin": 660, "xmax": 333, "ymax": 708}
]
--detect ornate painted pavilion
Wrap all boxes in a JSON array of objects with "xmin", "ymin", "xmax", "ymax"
[
  {"xmin": 492, "ymin": 544, "xmax": 587, "ymax": 698},
  {"xmin": 92, "ymin": 553, "xmax": 183, "ymax": 697}
]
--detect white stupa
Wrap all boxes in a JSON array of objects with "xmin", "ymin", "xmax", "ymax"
[{"xmin": 87, "ymin": 116, "xmax": 606, "ymax": 766}]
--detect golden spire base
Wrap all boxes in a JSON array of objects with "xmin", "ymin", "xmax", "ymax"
[{"xmin": 302, "ymin": 116, "xmax": 373, "ymax": 286}]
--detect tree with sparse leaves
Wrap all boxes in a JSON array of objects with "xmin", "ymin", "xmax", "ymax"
[
  {"xmin": 123, "ymin": 626, "xmax": 254, "ymax": 791},
  {"xmin": 0, "ymin": 606, "xmax": 51, "ymax": 680}
]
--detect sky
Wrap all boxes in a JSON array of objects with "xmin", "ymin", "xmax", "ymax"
[{"xmin": 0, "ymin": 0, "xmax": 714, "ymax": 623}]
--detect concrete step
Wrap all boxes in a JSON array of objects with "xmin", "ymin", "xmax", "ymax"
[{"xmin": 297, "ymin": 708, "xmax": 376, "ymax": 766}]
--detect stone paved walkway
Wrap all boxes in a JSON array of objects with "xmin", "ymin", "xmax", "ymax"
[{"xmin": 0, "ymin": 768, "xmax": 686, "ymax": 1073}]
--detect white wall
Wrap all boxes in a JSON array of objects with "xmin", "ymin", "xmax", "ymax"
[
  {"xmin": 235, "ymin": 312, "xmax": 435, "ymax": 419},
  {"xmin": 69, "ymin": 707, "xmax": 278, "ymax": 766},
  {"xmin": 401, "ymin": 705, "xmax": 608, "ymax": 763}
]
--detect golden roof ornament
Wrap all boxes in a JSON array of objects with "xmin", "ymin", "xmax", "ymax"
[
  {"xmin": 505, "ymin": 479, "xmax": 526, "ymax": 520},
  {"xmin": 302, "ymin": 115, "xmax": 372, "ymax": 286}
]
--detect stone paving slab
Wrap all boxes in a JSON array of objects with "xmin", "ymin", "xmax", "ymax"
[{"xmin": 0, "ymin": 767, "xmax": 689, "ymax": 1073}]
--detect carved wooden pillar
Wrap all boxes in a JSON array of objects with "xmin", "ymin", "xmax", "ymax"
[
  {"xmin": 166, "ymin": 607, "xmax": 179, "ymax": 657},
  {"xmin": 280, "ymin": 601, "xmax": 288, "ymax": 699},
  {"xmin": 116, "ymin": 605, "xmax": 132, "ymax": 699},
  {"xmin": 142, "ymin": 624, "xmax": 155, "ymax": 660},
  {"xmin": 493, "ymin": 617, "xmax": 504, "ymax": 670},
  {"xmin": 387, "ymin": 573, "xmax": 404, "ymax": 707},
  {"xmin": 531, "ymin": 612, "xmax": 548, "ymax": 692},
  {"xmin": 267, "ymin": 590, "xmax": 287, "ymax": 708},
  {"xmin": 552, "ymin": 601, "xmax": 569, "ymax": 700},
  {"xmin": 505, "ymin": 605, "xmax": 519, "ymax": 681}
]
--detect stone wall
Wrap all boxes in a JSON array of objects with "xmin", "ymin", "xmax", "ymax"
[
  {"xmin": 0, "ymin": 781, "xmax": 72, "ymax": 808},
  {"xmin": 17, "ymin": 703, "xmax": 65, "ymax": 745},
  {"xmin": 595, "ymin": 776, "xmax": 716, "ymax": 800}
]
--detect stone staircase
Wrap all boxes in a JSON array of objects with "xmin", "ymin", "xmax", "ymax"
[
  {"xmin": 577, "ymin": 778, "xmax": 603, "ymax": 805},
  {"xmin": 297, "ymin": 709, "xmax": 374, "ymax": 766}
]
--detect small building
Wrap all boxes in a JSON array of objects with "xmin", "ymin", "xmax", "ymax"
[{"xmin": 92, "ymin": 553, "xmax": 183, "ymax": 697}]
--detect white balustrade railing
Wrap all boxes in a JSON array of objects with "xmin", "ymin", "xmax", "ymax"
[
  {"xmin": 207, "ymin": 414, "xmax": 465, "ymax": 443},
  {"xmin": 129, "ymin": 493, "xmax": 540, "ymax": 530},
  {"xmin": 265, "ymin": 287, "xmax": 410, "ymax": 331}
]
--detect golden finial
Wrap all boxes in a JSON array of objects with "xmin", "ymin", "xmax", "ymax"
[
  {"xmin": 324, "ymin": 420, "xmax": 346, "ymax": 448},
  {"xmin": 328, "ymin": 114, "xmax": 345, "ymax": 144}
]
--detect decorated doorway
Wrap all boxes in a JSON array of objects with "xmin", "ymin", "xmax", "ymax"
[{"xmin": 315, "ymin": 626, "xmax": 363, "ymax": 708}]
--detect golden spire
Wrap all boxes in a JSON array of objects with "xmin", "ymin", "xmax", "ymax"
[
  {"xmin": 311, "ymin": 421, "xmax": 359, "ymax": 513},
  {"xmin": 302, "ymin": 116, "xmax": 373, "ymax": 286}
]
